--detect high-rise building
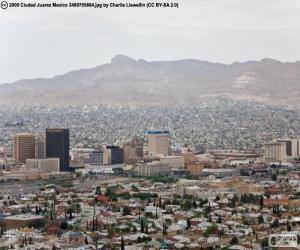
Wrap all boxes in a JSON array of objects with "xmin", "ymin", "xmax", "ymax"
[
  {"xmin": 13, "ymin": 133, "xmax": 35, "ymax": 164},
  {"xmin": 183, "ymin": 152, "xmax": 203, "ymax": 176},
  {"xmin": 264, "ymin": 142, "xmax": 287, "ymax": 163},
  {"xmin": 104, "ymin": 145, "xmax": 123, "ymax": 165},
  {"xmin": 276, "ymin": 139, "xmax": 299, "ymax": 159},
  {"xmin": 147, "ymin": 130, "xmax": 170, "ymax": 157},
  {"xmin": 46, "ymin": 128, "xmax": 70, "ymax": 172},
  {"xmin": 35, "ymin": 136, "xmax": 46, "ymax": 159},
  {"xmin": 89, "ymin": 150, "xmax": 104, "ymax": 165},
  {"xmin": 123, "ymin": 137, "xmax": 143, "ymax": 164}
]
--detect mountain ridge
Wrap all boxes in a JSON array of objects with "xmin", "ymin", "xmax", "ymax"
[{"xmin": 1, "ymin": 55, "xmax": 300, "ymax": 107}]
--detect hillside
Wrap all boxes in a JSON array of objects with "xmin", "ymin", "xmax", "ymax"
[{"xmin": 1, "ymin": 55, "xmax": 299, "ymax": 106}]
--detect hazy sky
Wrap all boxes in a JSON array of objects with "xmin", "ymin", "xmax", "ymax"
[{"xmin": 1, "ymin": 0, "xmax": 299, "ymax": 83}]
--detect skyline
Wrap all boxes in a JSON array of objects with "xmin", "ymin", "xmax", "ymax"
[{"xmin": 1, "ymin": 0, "xmax": 300, "ymax": 83}]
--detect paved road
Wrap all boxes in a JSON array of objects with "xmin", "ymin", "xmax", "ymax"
[{"xmin": 0, "ymin": 176, "xmax": 139, "ymax": 196}]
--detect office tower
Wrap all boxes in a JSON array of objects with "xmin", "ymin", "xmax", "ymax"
[
  {"xmin": 89, "ymin": 150, "xmax": 104, "ymax": 165},
  {"xmin": 147, "ymin": 130, "xmax": 170, "ymax": 157},
  {"xmin": 123, "ymin": 137, "xmax": 143, "ymax": 164},
  {"xmin": 104, "ymin": 145, "xmax": 124, "ymax": 165},
  {"xmin": 46, "ymin": 128, "xmax": 70, "ymax": 172},
  {"xmin": 13, "ymin": 133, "xmax": 35, "ymax": 164},
  {"xmin": 35, "ymin": 136, "xmax": 46, "ymax": 159},
  {"xmin": 276, "ymin": 139, "xmax": 299, "ymax": 159},
  {"xmin": 264, "ymin": 142, "xmax": 286, "ymax": 163},
  {"xmin": 183, "ymin": 152, "xmax": 203, "ymax": 176}
]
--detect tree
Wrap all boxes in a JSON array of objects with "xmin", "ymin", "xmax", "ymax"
[
  {"xmin": 271, "ymin": 219, "xmax": 279, "ymax": 228},
  {"xmin": 163, "ymin": 223, "xmax": 167, "ymax": 235},
  {"xmin": 0, "ymin": 222, "xmax": 6, "ymax": 236},
  {"xmin": 186, "ymin": 218, "xmax": 191, "ymax": 229},
  {"xmin": 217, "ymin": 215, "xmax": 222, "ymax": 224},
  {"xmin": 192, "ymin": 200, "xmax": 197, "ymax": 208},
  {"xmin": 35, "ymin": 205, "xmax": 39, "ymax": 215},
  {"xmin": 231, "ymin": 194, "xmax": 239, "ymax": 208},
  {"xmin": 230, "ymin": 236, "xmax": 238, "ymax": 244},
  {"xmin": 123, "ymin": 206, "xmax": 131, "ymax": 216},
  {"xmin": 140, "ymin": 218, "xmax": 145, "ymax": 233},
  {"xmin": 145, "ymin": 223, "xmax": 149, "ymax": 234},
  {"xmin": 261, "ymin": 237, "xmax": 269, "ymax": 248},
  {"xmin": 159, "ymin": 196, "xmax": 162, "ymax": 207},
  {"xmin": 259, "ymin": 195, "xmax": 264, "ymax": 210},
  {"xmin": 208, "ymin": 215, "xmax": 212, "ymax": 223},
  {"xmin": 132, "ymin": 185, "xmax": 139, "ymax": 192},
  {"xmin": 60, "ymin": 221, "xmax": 68, "ymax": 230},
  {"xmin": 95, "ymin": 186, "xmax": 101, "ymax": 195},
  {"xmin": 121, "ymin": 236, "xmax": 125, "ymax": 250},
  {"xmin": 90, "ymin": 232, "xmax": 100, "ymax": 250},
  {"xmin": 258, "ymin": 215, "xmax": 264, "ymax": 224}
]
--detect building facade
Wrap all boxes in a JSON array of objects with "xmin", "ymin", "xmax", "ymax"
[
  {"xmin": 160, "ymin": 156, "xmax": 184, "ymax": 169},
  {"xmin": 46, "ymin": 128, "xmax": 70, "ymax": 172},
  {"xmin": 147, "ymin": 130, "xmax": 170, "ymax": 157},
  {"xmin": 134, "ymin": 162, "xmax": 169, "ymax": 176},
  {"xmin": 26, "ymin": 158, "xmax": 60, "ymax": 172},
  {"xmin": 13, "ymin": 133, "xmax": 35, "ymax": 164},
  {"xmin": 89, "ymin": 150, "xmax": 104, "ymax": 165},
  {"xmin": 123, "ymin": 137, "xmax": 143, "ymax": 164},
  {"xmin": 104, "ymin": 145, "xmax": 124, "ymax": 165},
  {"xmin": 35, "ymin": 136, "xmax": 46, "ymax": 159},
  {"xmin": 276, "ymin": 139, "xmax": 299, "ymax": 159},
  {"xmin": 264, "ymin": 142, "xmax": 287, "ymax": 163}
]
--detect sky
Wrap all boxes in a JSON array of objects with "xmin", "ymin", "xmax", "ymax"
[{"xmin": 1, "ymin": 0, "xmax": 300, "ymax": 83}]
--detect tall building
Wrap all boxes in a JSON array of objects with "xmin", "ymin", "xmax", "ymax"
[
  {"xmin": 183, "ymin": 152, "xmax": 203, "ymax": 176},
  {"xmin": 46, "ymin": 129, "xmax": 70, "ymax": 172},
  {"xmin": 123, "ymin": 137, "xmax": 143, "ymax": 164},
  {"xmin": 147, "ymin": 130, "xmax": 170, "ymax": 157},
  {"xmin": 35, "ymin": 136, "xmax": 46, "ymax": 159},
  {"xmin": 264, "ymin": 142, "xmax": 287, "ymax": 163},
  {"xmin": 276, "ymin": 139, "xmax": 299, "ymax": 159},
  {"xmin": 104, "ymin": 145, "xmax": 123, "ymax": 165},
  {"xmin": 13, "ymin": 133, "xmax": 35, "ymax": 164},
  {"xmin": 89, "ymin": 150, "xmax": 104, "ymax": 165}
]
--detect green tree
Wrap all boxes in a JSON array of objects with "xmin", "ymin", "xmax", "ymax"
[{"xmin": 121, "ymin": 236, "xmax": 125, "ymax": 250}]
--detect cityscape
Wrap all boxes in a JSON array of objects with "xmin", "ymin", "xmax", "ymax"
[
  {"xmin": 1, "ymin": 97, "xmax": 300, "ymax": 249},
  {"xmin": 2, "ymin": 0, "xmax": 300, "ymax": 249}
]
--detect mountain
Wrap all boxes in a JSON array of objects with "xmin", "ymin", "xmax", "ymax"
[{"xmin": 1, "ymin": 55, "xmax": 300, "ymax": 107}]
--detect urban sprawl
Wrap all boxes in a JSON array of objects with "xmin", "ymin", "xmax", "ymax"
[{"xmin": 1, "ymin": 100, "xmax": 300, "ymax": 249}]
